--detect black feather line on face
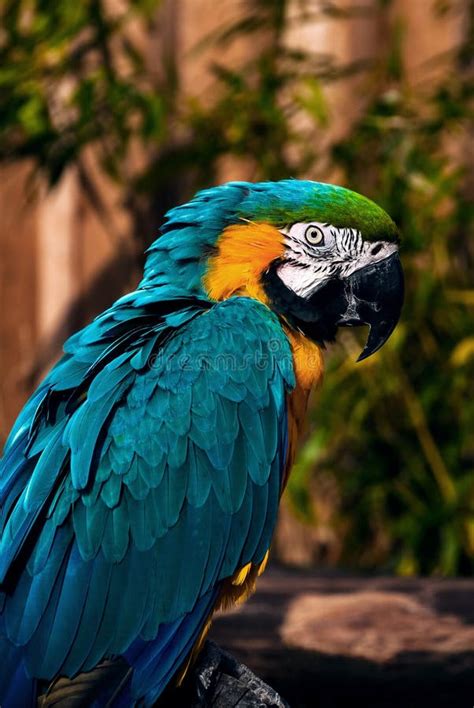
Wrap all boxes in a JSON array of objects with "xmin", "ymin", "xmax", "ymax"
[{"xmin": 286, "ymin": 258, "xmax": 311, "ymax": 269}]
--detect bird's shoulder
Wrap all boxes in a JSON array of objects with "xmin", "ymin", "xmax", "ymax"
[{"xmin": 151, "ymin": 296, "xmax": 295, "ymax": 388}]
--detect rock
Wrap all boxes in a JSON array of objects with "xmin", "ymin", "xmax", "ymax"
[{"xmin": 186, "ymin": 640, "xmax": 289, "ymax": 707}]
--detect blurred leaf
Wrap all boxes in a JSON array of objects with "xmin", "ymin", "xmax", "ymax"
[
  {"xmin": 451, "ymin": 337, "xmax": 474, "ymax": 366},
  {"xmin": 294, "ymin": 76, "xmax": 329, "ymax": 126}
]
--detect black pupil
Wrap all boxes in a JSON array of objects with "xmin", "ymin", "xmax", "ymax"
[{"xmin": 308, "ymin": 227, "xmax": 322, "ymax": 243}]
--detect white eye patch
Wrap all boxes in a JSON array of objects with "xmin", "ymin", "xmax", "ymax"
[
  {"xmin": 280, "ymin": 222, "xmax": 337, "ymax": 253},
  {"xmin": 277, "ymin": 221, "xmax": 398, "ymax": 298}
]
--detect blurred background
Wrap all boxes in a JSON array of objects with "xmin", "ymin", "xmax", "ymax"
[{"xmin": 0, "ymin": 0, "xmax": 472, "ymax": 583}]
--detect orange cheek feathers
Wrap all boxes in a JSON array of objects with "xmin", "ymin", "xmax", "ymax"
[{"xmin": 203, "ymin": 223, "xmax": 286, "ymax": 302}]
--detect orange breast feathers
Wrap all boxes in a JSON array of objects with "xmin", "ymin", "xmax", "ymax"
[{"xmin": 284, "ymin": 329, "xmax": 324, "ymax": 486}]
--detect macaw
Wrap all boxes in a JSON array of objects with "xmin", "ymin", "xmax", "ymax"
[{"xmin": 0, "ymin": 180, "xmax": 403, "ymax": 706}]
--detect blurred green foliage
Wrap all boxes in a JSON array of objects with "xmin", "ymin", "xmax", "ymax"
[
  {"xmin": 0, "ymin": 0, "xmax": 169, "ymax": 252},
  {"xmin": 0, "ymin": 0, "xmax": 164, "ymax": 184},
  {"xmin": 0, "ymin": 0, "xmax": 472, "ymax": 574}
]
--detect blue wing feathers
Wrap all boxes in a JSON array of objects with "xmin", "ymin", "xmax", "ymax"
[
  {"xmin": 0, "ymin": 432, "xmax": 30, "ymax": 500},
  {"xmin": 186, "ymin": 446, "xmax": 212, "ymax": 508},
  {"xmin": 0, "ymin": 637, "xmax": 36, "ymax": 708},
  {"xmin": 64, "ymin": 556, "xmax": 114, "ymax": 675},
  {"xmin": 0, "ymin": 294, "xmax": 294, "ymax": 705},
  {"xmin": 38, "ymin": 542, "xmax": 93, "ymax": 677},
  {"xmin": 6, "ymin": 525, "xmax": 72, "ymax": 646},
  {"xmin": 67, "ymin": 379, "xmax": 132, "ymax": 491}
]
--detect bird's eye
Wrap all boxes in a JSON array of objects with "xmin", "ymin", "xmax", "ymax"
[{"xmin": 304, "ymin": 225, "xmax": 325, "ymax": 246}]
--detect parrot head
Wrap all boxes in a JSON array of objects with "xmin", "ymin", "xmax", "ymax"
[{"xmin": 144, "ymin": 180, "xmax": 404, "ymax": 361}]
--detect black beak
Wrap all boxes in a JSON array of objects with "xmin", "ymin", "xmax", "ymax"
[
  {"xmin": 263, "ymin": 250, "xmax": 404, "ymax": 361},
  {"xmin": 337, "ymin": 252, "xmax": 404, "ymax": 361}
]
